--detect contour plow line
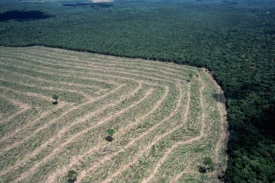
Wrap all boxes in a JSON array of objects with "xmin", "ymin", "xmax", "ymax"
[
  {"xmin": 2, "ymin": 49, "xmax": 189, "ymax": 86},
  {"xmin": 0, "ymin": 86, "xmax": 56, "ymax": 103},
  {"xmin": 11, "ymin": 52, "xmax": 189, "ymax": 82},
  {"xmin": 0, "ymin": 61, "xmax": 119, "ymax": 87},
  {"xmin": 0, "ymin": 84, "xmax": 125, "ymax": 176},
  {"xmin": 8, "ymin": 46, "xmax": 199, "ymax": 80},
  {"xmin": 169, "ymin": 164, "xmax": 191, "ymax": 183},
  {"xmin": 46, "ymin": 86, "xmax": 169, "ymax": 183},
  {"xmin": 20, "ymin": 46, "xmax": 195, "ymax": 79},
  {"xmin": 0, "ymin": 95, "xmax": 31, "ymax": 125},
  {"xmin": 12, "ymin": 83, "xmax": 149, "ymax": 182},
  {"xmin": 0, "ymin": 101, "xmax": 66, "ymax": 145},
  {"xmin": 1, "ymin": 57, "xmax": 186, "ymax": 88},
  {"xmin": 75, "ymin": 83, "xmax": 187, "ymax": 183},
  {"xmin": 0, "ymin": 47, "xmax": 227, "ymax": 183},
  {"xmin": 1, "ymin": 53, "xmax": 188, "ymax": 95},
  {"xmin": 0, "ymin": 68, "xmax": 106, "ymax": 93},
  {"xmin": 214, "ymin": 90, "xmax": 227, "ymax": 175},
  {"xmin": 141, "ymin": 73, "xmax": 205, "ymax": 183},
  {"xmin": 100, "ymin": 83, "xmax": 190, "ymax": 183},
  {"xmin": 0, "ymin": 83, "xmax": 122, "ymax": 155},
  {"xmin": 203, "ymin": 68, "xmax": 228, "ymax": 174}
]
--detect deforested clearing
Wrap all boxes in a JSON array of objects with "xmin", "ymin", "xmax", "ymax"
[{"xmin": 0, "ymin": 46, "xmax": 228, "ymax": 183}]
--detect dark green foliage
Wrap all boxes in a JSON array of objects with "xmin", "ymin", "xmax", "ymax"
[
  {"xmin": 52, "ymin": 94, "xmax": 58, "ymax": 101},
  {"xmin": 1, "ymin": 1, "xmax": 275, "ymax": 182},
  {"xmin": 203, "ymin": 157, "xmax": 213, "ymax": 166},
  {"xmin": 67, "ymin": 170, "xmax": 78, "ymax": 182},
  {"xmin": 203, "ymin": 157, "xmax": 214, "ymax": 172},
  {"xmin": 52, "ymin": 94, "xmax": 58, "ymax": 104},
  {"xmin": 106, "ymin": 129, "xmax": 115, "ymax": 142},
  {"xmin": 107, "ymin": 129, "xmax": 115, "ymax": 137},
  {"xmin": 151, "ymin": 145, "xmax": 156, "ymax": 156}
]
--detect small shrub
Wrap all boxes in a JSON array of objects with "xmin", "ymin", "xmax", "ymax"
[
  {"xmin": 202, "ymin": 157, "xmax": 214, "ymax": 172},
  {"xmin": 151, "ymin": 145, "xmax": 156, "ymax": 156},
  {"xmin": 67, "ymin": 170, "xmax": 78, "ymax": 183},
  {"xmin": 52, "ymin": 94, "xmax": 59, "ymax": 104},
  {"xmin": 107, "ymin": 129, "xmax": 115, "ymax": 136},
  {"xmin": 105, "ymin": 129, "xmax": 115, "ymax": 142},
  {"xmin": 203, "ymin": 157, "xmax": 213, "ymax": 166}
]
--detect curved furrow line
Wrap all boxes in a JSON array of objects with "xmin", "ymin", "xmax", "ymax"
[
  {"xmin": 0, "ymin": 86, "xmax": 55, "ymax": 104},
  {"xmin": 0, "ymin": 95, "xmax": 31, "ymax": 125},
  {"xmin": 34, "ymin": 51, "xmax": 190, "ymax": 81},
  {"xmin": 81, "ymin": 58, "xmax": 196, "ymax": 79},
  {"xmin": 0, "ymin": 62, "xmax": 184, "ymax": 110},
  {"xmin": 40, "ymin": 86, "xmax": 93, "ymax": 101},
  {"xmin": 0, "ymin": 68, "xmax": 108, "ymax": 98},
  {"xmin": 1, "ymin": 51, "xmax": 189, "ymax": 91},
  {"xmin": 0, "ymin": 56, "xmax": 187, "ymax": 87},
  {"xmin": 141, "ymin": 72, "xmax": 205, "ymax": 183},
  {"xmin": 0, "ymin": 68, "xmax": 105, "ymax": 94},
  {"xmin": 0, "ymin": 94, "xmax": 30, "ymax": 110},
  {"xmin": 2, "ymin": 49, "xmax": 189, "ymax": 82},
  {"xmin": 12, "ymin": 84, "xmax": 151, "ymax": 183},
  {"xmin": 98, "ymin": 83, "xmax": 188, "ymax": 183},
  {"xmin": 0, "ymin": 84, "xmax": 125, "ymax": 174},
  {"xmin": 214, "ymin": 91, "xmax": 227, "ymax": 161},
  {"xmin": 202, "ymin": 68, "xmax": 228, "ymax": 174},
  {"xmin": 11, "ymin": 46, "xmax": 199, "ymax": 79},
  {"xmin": 0, "ymin": 62, "xmax": 119, "ymax": 88},
  {"xmin": 170, "ymin": 164, "xmax": 199, "ymax": 183},
  {"xmin": 75, "ymin": 83, "xmax": 185, "ymax": 183},
  {"xmin": 46, "ymin": 85, "xmax": 169, "ymax": 183},
  {"xmin": 0, "ymin": 47, "xmax": 226, "ymax": 183},
  {"xmin": 0, "ymin": 101, "xmax": 66, "ymax": 145},
  {"xmin": 169, "ymin": 164, "xmax": 190, "ymax": 183},
  {"xmin": 5, "ymin": 52, "xmax": 188, "ymax": 82},
  {"xmin": 17, "ymin": 47, "xmax": 194, "ymax": 76},
  {"xmin": 1, "ymin": 78, "xmax": 93, "ymax": 101}
]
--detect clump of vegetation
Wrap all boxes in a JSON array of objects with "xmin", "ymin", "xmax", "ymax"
[
  {"xmin": 199, "ymin": 157, "xmax": 214, "ymax": 173},
  {"xmin": 105, "ymin": 128, "xmax": 115, "ymax": 142},
  {"xmin": 52, "ymin": 94, "xmax": 59, "ymax": 105},
  {"xmin": 151, "ymin": 145, "xmax": 156, "ymax": 156},
  {"xmin": 67, "ymin": 170, "xmax": 78, "ymax": 183},
  {"xmin": 203, "ymin": 157, "xmax": 214, "ymax": 171}
]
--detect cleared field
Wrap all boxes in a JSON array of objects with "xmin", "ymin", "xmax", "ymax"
[{"xmin": 0, "ymin": 46, "xmax": 227, "ymax": 183}]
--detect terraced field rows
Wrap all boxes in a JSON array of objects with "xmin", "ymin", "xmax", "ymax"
[{"xmin": 0, "ymin": 46, "xmax": 227, "ymax": 183}]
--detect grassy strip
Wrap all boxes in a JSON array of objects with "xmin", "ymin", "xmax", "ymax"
[
  {"xmin": 0, "ymin": 68, "xmax": 103, "ymax": 97},
  {"xmin": 0, "ymin": 96, "xmax": 18, "ymax": 116},
  {"xmin": 8, "ymin": 49, "xmax": 190, "ymax": 81},
  {"xmin": 0, "ymin": 63, "xmax": 115, "ymax": 91}
]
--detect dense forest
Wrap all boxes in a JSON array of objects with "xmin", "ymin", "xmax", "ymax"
[{"xmin": 0, "ymin": 0, "xmax": 275, "ymax": 182}]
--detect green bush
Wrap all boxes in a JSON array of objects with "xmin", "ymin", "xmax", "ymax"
[
  {"xmin": 52, "ymin": 94, "xmax": 59, "ymax": 101},
  {"xmin": 107, "ymin": 129, "xmax": 115, "ymax": 137},
  {"xmin": 67, "ymin": 170, "xmax": 78, "ymax": 182}
]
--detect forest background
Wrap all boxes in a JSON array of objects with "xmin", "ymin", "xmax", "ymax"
[{"xmin": 0, "ymin": 0, "xmax": 274, "ymax": 182}]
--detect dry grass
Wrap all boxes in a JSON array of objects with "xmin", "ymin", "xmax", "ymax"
[{"xmin": 0, "ymin": 46, "xmax": 227, "ymax": 183}]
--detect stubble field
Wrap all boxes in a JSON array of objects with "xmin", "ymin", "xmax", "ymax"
[{"xmin": 0, "ymin": 46, "xmax": 227, "ymax": 183}]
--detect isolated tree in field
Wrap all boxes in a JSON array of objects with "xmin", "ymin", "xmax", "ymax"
[
  {"xmin": 105, "ymin": 128, "xmax": 115, "ymax": 142},
  {"xmin": 52, "ymin": 94, "xmax": 59, "ymax": 104}
]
